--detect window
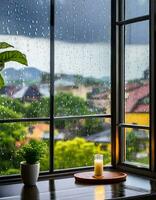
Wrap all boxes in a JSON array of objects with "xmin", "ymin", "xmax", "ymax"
[
  {"xmin": 0, "ymin": 0, "xmax": 50, "ymax": 175},
  {"xmin": 125, "ymin": 0, "xmax": 149, "ymax": 19},
  {"xmin": 54, "ymin": 0, "xmax": 111, "ymax": 170},
  {"xmin": 0, "ymin": 0, "xmax": 156, "ymax": 180},
  {"xmin": 116, "ymin": 0, "xmax": 150, "ymax": 168},
  {"xmin": 0, "ymin": 0, "xmax": 111, "ymax": 176}
]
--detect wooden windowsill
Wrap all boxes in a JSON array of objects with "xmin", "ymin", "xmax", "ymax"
[{"xmin": 0, "ymin": 170, "xmax": 156, "ymax": 199}]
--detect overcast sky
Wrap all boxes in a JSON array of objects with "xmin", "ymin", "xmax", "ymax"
[{"xmin": 0, "ymin": 0, "xmax": 148, "ymax": 44}]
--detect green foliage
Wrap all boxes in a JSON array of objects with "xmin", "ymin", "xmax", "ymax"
[
  {"xmin": 0, "ymin": 110, "xmax": 26, "ymax": 171},
  {"xmin": 0, "ymin": 42, "xmax": 28, "ymax": 173},
  {"xmin": 0, "ymin": 123, "xmax": 26, "ymax": 141},
  {"xmin": 0, "ymin": 91, "xmax": 108, "ymax": 174},
  {"xmin": 54, "ymin": 92, "xmax": 89, "ymax": 116},
  {"xmin": 1, "ymin": 168, "xmax": 20, "ymax": 175},
  {"xmin": 40, "ymin": 141, "xmax": 49, "ymax": 171},
  {"xmin": 0, "ymin": 42, "xmax": 28, "ymax": 88},
  {"xmin": 0, "ymin": 96, "xmax": 26, "ymax": 115},
  {"xmin": 25, "ymin": 98, "xmax": 49, "ymax": 118},
  {"xmin": 0, "ymin": 133, "xmax": 19, "ymax": 171},
  {"xmin": 0, "ymin": 105, "xmax": 22, "ymax": 119},
  {"xmin": 17, "ymin": 140, "xmax": 47, "ymax": 164},
  {"xmin": 54, "ymin": 137, "xmax": 111, "ymax": 169},
  {"xmin": 82, "ymin": 118, "xmax": 104, "ymax": 136},
  {"xmin": 0, "ymin": 74, "xmax": 4, "ymax": 88},
  {"xmin": 55, "ymin": 93, "xmax": 104, "ymax": 135},
  {"xmin": 0, "ymin": 104, "xmax": 25, "ymax": 141},
  {"xmin": 126, "ymin": 131, "xmax": 139, "ymax": 161},
  {"xmin": 0, "ymin": 42, "xmax": 14, "ymax": 49},
  {"xmin": 0, "ymin": 50, "xmax": 28, "ymax": 66}
]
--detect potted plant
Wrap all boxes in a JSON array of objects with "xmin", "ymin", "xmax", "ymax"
[
  {"xmin": 0, "ymin": 42, "xmax": 28, "ymax": 88},
  {"xmin": 17, "ymin": 140, "xmax": 47, "ymax": 186}
]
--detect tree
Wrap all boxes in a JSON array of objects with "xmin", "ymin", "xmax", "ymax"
[
  {"xmin": 0, "ymin": 96, "xmax": 26, "ymax": 116},
  {"xmin": 54, "ymin": 92, "xmax": 89, "ymax": 116},
  {"xmin": 0, "ymin": 42, "xmax": 28, "ymax": 173},
  {"xmin": 0, "ymin": 107, "xmax": 26, "ymax": 172},
  {"xmin": 25, "ymin": 98, "xmax": 49, "ymax": 118},
  {"xmin": 82, "ymin": 118, "xmax": 104, "ymax": 136},
  {"xmin": 54, "ymin": 92, "xmax": 105, "ymax": 136},
  {"xmin": 126, "ymin": 130, "xmax": 139, "ymax": 161},
  {"xmin": 54, "ymin": 137, "xmax": 111, "ymax": 169},
  {"xmin": 54, "ymin": 92, "xmax": 90, "ymax": 130}
]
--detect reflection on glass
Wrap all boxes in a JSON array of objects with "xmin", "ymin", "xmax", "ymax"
[
  {"xmin": 54, "ymin": 118, "xmax": 111, "ymax": 170},
  {"xmin": 125, "ymin": 21, "xmax": 149, "ymax": 126},
  {"xmin": 0, "ymin": 122, "xmax": 49, "ymax": 176},
  {"xmin": 54, "ymin": 0, "xmax": 111, "ymax": 116},
  {"xmin": 125, "ymin": 128, "xmax": 149, "ymax": 167},
  {"xmin": 125, "ymin": 0, "xmax": 149, "ymax": 19},
  {"xmin": 0, "ymin": 0, "xmax": 50, "ymax": 118}
]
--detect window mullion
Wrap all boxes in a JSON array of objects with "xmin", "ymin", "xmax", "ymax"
[
  {"xmin": 50, "ymin": 0, "xmax": 55, "ymax": 173},
  {"xmin": 111, "ymin": 0, "xmax": 119, "ymax": 167},
  {"xmin": 150, "ymin": 0, "xmax": 156, "ymax": 172},
  {"xmin": 118, "ymin": 0, "xmax": 125, "ymax": 164}
]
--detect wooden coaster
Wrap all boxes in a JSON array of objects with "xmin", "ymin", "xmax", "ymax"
[{"xmin": 74, "ymin": 171, "xmax": 127, "ymax": 184}]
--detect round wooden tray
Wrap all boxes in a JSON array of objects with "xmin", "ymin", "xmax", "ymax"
[{"xmin": 74, "ymin": 171, "xmax": 127, "ymax": 184}]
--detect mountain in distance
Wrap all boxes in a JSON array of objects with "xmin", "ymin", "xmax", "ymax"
[
  {"xmin": 2, "ymin": 67, "xmax": 43, "ymax": 85},
  {"xmin": 2, "ymin": 67, "xmax": 110, "ymax": 87},
  {"xmin": 100, "ymin": 76, "xmax": 110, "ymax": 82},
  {"xmin": 55, "ymin": 73, "xmax": 110, "ymax": 87}
]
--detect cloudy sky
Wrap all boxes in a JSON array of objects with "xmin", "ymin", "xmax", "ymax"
[
  {"xmin": 0, "ymin": 0, "xmax": 149, "ymax": 79},
  {"xmin": 0, "ymin": 0, "xmax": 148, "ymax": 43}
]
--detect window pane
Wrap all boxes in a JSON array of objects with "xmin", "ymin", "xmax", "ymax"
[
  {"xmin": 125, "ymin": 21, "xmax": 149, "ymax": 126},
  {"xmin": 54, "ymin": 0, "xmax": 111, "ymax": 116},
  {"xmin": 125, "ymin": 0, "xmax": 149, "ymax": 20},
  {"xmin": 0, "ymin": 122, "xmax": 49, "ymax": 176},
  {"xmin": 124, "ymin": 128, "xmax": 149, "ymax": 167},
  {"xmin": 54, "ymin": 118, "xmax": 111, "ymax": 170},
  {"xmin": 0, "ymin": 0, "xmax": 50, "ymax": 119}
]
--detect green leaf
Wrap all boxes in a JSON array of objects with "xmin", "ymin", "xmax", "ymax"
[
  {"xmin": 0, "ymin": 74, "xmax": 4, "ymax": 89},
  {"xmin": 0, "ymin": 42, "xmax": 14, "ymax": 49},
  {"xmin": 0, "ymin": 61, "xmax": 4, "ymax": 71},
  {"xmin": 0, "ymin": 50, "xmax": 28, "ymax": 66}
]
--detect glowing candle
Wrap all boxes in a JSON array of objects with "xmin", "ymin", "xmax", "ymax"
[{"xmin": 94, "ymin": 154, "xmax": 103, "ymax": 176}]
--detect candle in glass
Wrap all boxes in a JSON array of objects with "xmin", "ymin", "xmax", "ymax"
[{"xmin": 94, "ymin": 154, "xmax": 103, "ymax": 176}]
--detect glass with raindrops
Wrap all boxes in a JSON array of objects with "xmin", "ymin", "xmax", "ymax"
[
  {"xmin": 125, "ymin": 0, "xmax": 149, "ymax": 20},
  {"xmin": 125, "ymin": 21, "xmax": 149, "ymax": 126},
  {"xmin": 54, "ymin": 0, "xmax": 111, "ymax": 116},
  {"xmin": 125, "ymin": 128, "xmax": 149, "ymax": 168},
  {"xmin": 54, "ymin": 118, "xmax": 111, "ymax": 170},
  {"xmin": 0, "ymin": 0, "xmax": 50, "ymax": 119},
  {"xmin": 0, "ymin": 121, "xmax": 50, "ymax": 175}
]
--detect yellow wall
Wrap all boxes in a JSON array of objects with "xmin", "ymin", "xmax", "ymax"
[
  {"xmin": 104, "ymin": 113, "xmax": 149, "ymax": 131},
  {"xmin": 125, "ymin": 113, "xmax": 149, "ymax": 126}
]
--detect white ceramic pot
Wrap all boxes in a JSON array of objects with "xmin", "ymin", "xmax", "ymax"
[{"xmin": 20, "ymin": 161, "xmax": 40, "ymax": 186}]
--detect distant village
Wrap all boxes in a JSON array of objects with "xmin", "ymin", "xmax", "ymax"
[{"xmin": 0, "ymin": 67, "xmax": 149, "ymax": 159}]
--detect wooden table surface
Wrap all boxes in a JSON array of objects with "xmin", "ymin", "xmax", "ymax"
[{"xmin": 0, "ymin": 171, "xmax": 156, "ymax": 200}]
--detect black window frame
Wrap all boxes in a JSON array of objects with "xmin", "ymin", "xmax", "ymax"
[
  {"xmin": 0, "ymin": 0, "xmax": 112, "ymax": 182},
  {"xmin": 113, "ymin": 0, "xmax": 156, "ymax": 177},
  {"xmin": 0, "ymin": 0, "xmax": 156, "ymax": 183},
  {"xmin": 118, "ymin": 0, "xmax": 150, "ymax": 166}
]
